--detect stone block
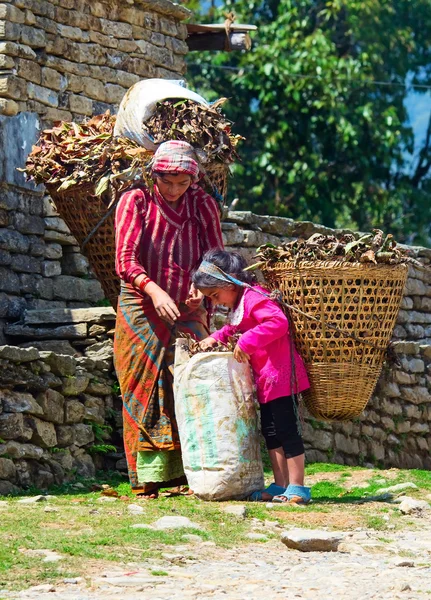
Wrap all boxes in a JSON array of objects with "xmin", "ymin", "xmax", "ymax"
[
  {"xmin": 0, "ymin": 3, "xmax": 25, "ymax": 23},
  {"xmin": 334, "ymin": 433, "xmax": 359, "ymax": 455},
  {"xmin": 5, "ymin": 294, "xmax": 26, "ymax": 319},
  {"xmin": 28, "ymin": 237, "xmax": 46, "ymax": 257},
  {"xmin": 36, "ymin": 389, "xmax": 65, "ymax": 424},
  {"xmin": 0, "ymin": 344, "xmax": 39, "ymax": 362},
  {"xmin": 401, "ymin": 387, "xmax": 431, "ymax": 404},
  {"xmin": 27, "ymin": 416, "xmax": 57, "ymax": 447},
  {"xmin": 0, "ymin": 412, "xmax": 24, "ymax": 439},
  {"xmin": 44, "ymin": 243, "xmax": 62, "ymax": 260},
  {"xmin": 0, "ymin": 267, "xmax": 20, "ymax": 293},
  {"xmin": 61, "ymin": 253, "xmax": 88, "ymax": 276},
  {"xmin": 28, "ymin": 83, "xmax": 58, "ymax": 108},
  {"xmin": 64, "ymin": 398, "xmax": 85, "ymax": 423},
  {"xmin": 43, "ymin": 216, "xmax": 70, "ymax": 234},
  {"xmin": 41, "ymin": 67, "xmax": 65, "ymax": 91},
  {"xmin": 16, "ymin": 57, "xmax": 41, "ymax": 84},
  {"xmin": 35, "ymin": 277, "xmax": 53, "ymax": 300},
  {"xmin": 68, "ymin": 93, "xmax": 93, "ymax": 116},
  {"xmin": 99, "ymin": 18, "xmax": 132, "ymax": 39},
  {"xmin": 159, "ymin": 16, "xmax": 177, "ymax": 36},
  {"xmin": 89, "ymin": 30, "xmax": 118, "ymax": 49},
  {"xmin": 0, "ymin": 20, "xmax": 20, "ymax": 41},
  {"xmin": 85, "ymin": 379, "xmax": 112, "ymax": 396},
  {"xmin": 73, "ymin": 423, "xmax": 94, "ymax": 446},
  {"xmin": 0, "ymin": 292, "xmax": 8, "ymax": 317},
  {"xmin": 410, "ymin": 422, "xmax": 429, "ymax": 434},
  {"xmin": 405, "ymin": 324, "xmax": 425, "ymax": 339},
  {"xmin": 24, "ymin": 8, "xmax": 36, "ymax": 25},
  {"xmin": 40, "ymin": 260, "xmax": 61, "ymax": 277},
  {"xmin": 0, "ymin": 249, "xmax": 11, "ymax": 265},
  {"xmin": 56, "ymin": 424, "xmax": 76, "ymax": 447},
  {"xmin": 222, "ymin": 228, "xmax": 245, "ymax": 246},
  {"xmin": 11, "ymin": 254, "xmax": 41, "ymax": 274},
  {"xmin": 20, "ymin": 25, "xmax": 46, "ymax": 48},
  {"xmin": 405, "ymin": 278, "xmax": 427, "ymax": 296},
  {"xmin": 0, "ymin": 228, "xmax": 30, "ymax": 253},
  {"xmin": 43, "ymin": 228, "xmax": 76, "ymax": 245},
  {"xmin": 61, "ymin": 372, "xmax": 90, "ymax": 396},
  {"xmin": 0, "ymin": 98, "xmax": 19, "ymax": 116},
  {"xmin": 52, "ymin": 276, "xmax": 103, "ymax": 302},
  {"xmin": 81, "ymin": 76, "xmax": 107, "ymax": 101},
  {"xmin": 5, "ymin": 322, "xmax": 87, "ymax": 339},
  {"xmin": 0, "ymin": 390, "xmax": 43, "ymax": 416},
  {"xmin": 13, "ymin": 212, "xmax": 45, "ymax": 235},
  {"xmin": 39, "ymin": 352, "xmax": 76, "ymax": 377},
  {"xmin": 104, "ymin": 83, "xmax": 126, "ymax": 104},
  {"xmin": 402, "ymin": 358, "xmax": 425, "ymax": 373},
  {"xmin": 0, "ymin": 440, "xmax": 43, "ymax": 459},
  {"xmin": 0, "ymin": 457, "xmax": 16, "ymax": 480}
]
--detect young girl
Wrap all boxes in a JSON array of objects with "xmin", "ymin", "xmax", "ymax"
[{"xmin": 192, "ymin": 249, "xmax": 311, "ymax": 504}]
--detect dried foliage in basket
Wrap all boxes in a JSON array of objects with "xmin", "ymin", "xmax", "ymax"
[
  {"xmin": 22, "ymin": 112, "xmax": 152, "ymax": 200},
  {"xmin": 143, "ymin": 98, "xmax": 243, "ymax": 165},
  {"xmin": 249, "ymin": 230, "xmax": 422, "ymax": 270},
  {"xmin": 22, "ymin": 99, "xmax": 243, "ymax": 200}
]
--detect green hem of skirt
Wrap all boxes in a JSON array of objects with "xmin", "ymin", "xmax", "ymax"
[{"xmin": 136, "ymin": 450, "xmax": 184, "ymax": 484}]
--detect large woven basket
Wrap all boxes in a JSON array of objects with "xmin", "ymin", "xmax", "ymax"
[
  {"xmin": 47, "ymin": 166, "xmax": 229, "ymax": 310},
  {"xmin": 263, "ymin": 261, "xmax": 408, "ymax": 421}
]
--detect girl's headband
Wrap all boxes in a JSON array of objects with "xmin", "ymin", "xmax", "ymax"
[{"xmin": 197, "ymin": 260, "xmax": 250, "ymax": 288}]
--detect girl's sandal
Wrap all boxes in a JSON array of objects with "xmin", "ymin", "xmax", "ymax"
[
  {"xmin": 272, "ymin": 484, "xmax": 311, "ymax": 505},
  {"xmin": 247, "ymin": 483, "xmax": 286, "ymax": 502},
  {"xmin": 272, "ymin": 494, "xmax": 311, "ymax": 505}
]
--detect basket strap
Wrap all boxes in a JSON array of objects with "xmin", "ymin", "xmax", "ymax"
[{"xmin": 81, "ymin": 199, "xmax": 118, "ymax": 250}]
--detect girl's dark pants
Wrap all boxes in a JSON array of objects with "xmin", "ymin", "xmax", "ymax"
[{"xmin": 260, "ymin": 395, "xmax": 304, "ymax": 458}]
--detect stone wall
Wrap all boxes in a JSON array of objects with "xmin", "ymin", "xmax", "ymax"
[
  {"xmin": 0, "ymin": 317, "xmax": 122, "ymax": 496},
  {"xmin": 0, "ymin": 0, "xmax": 190, "ymax": 343},
  {"xmin": 0, "ymin": 211, "xmax": 430, "ymax": 493}
]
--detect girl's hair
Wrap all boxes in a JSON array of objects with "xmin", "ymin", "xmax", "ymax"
[{"xmin": 192, "ymin": 249, "xmax": 256, "ymax": 289}]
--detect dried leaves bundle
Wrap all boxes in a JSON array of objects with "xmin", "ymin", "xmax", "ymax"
[
  {"xmin": 23, "ymin": 98, "xmax": 243, "ymax": 196},
  {"xmin": 23, "ymin": 112, "xmax": 153, "ymax": 198},
  {"xmin": 179, "ymin": 332, "xmax": 240, "ymax": 357},
  {"xmin": 142, "ymin": 99, "xmax": 243, "ymax": 164},
  {"xmin": 250, "ymin": 230, "xmax": 421, "ymax": 269}
]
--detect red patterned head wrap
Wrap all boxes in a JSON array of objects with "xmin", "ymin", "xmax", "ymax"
[{"xmin": 150, "ymin": 140, "xmax": 201, "ymax": 182}]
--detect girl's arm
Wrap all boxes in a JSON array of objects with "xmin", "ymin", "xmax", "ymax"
[
  {"xmin": 237, "ymin": 300, "xmax": 289, "ymax": 356},
  {"xmin": 210, "ymin": 324, "xmax": 238, "ymax": 344}
]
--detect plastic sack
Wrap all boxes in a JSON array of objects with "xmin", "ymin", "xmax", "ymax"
[
  {"xmin": 113, "ymin": 78, "xmax": 208, "ymax": 151},
  {"xmin": 173, "ymin": 339, "xmax": 264, "ymax": 501}
]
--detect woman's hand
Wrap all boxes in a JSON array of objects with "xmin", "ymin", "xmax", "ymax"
[
  {"xmin": 185, "ymin": 284, "xmax": 204, "ymax": 310},
  {"xmin": 199, "ymin": 336, "xmax": 218, "ymax": 350},
  {"xmin": 146, "ymin": 284, "xmax": 180, "ymax": 325},
  {"xmin": 233, "ymin": 344, "xmax": 250, "ymax": 364}
]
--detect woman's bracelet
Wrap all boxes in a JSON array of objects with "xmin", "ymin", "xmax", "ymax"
[{"xmin": 137, "ymin": 276, "xmax": 152, "ymax": 294}]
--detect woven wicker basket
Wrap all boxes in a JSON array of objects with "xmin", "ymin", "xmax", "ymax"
[
  {"xmin": 47, "ymin": 165, "xmax": 229, "ymax": 310},
  {"xmin": 263, "ymin": 261, "xmax": 408, "ymax": 421}
]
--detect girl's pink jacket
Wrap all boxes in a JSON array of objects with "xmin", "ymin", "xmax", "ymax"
[{"xmin": 210, "ymin": 286, "xmax": 310, "ymax": 404}]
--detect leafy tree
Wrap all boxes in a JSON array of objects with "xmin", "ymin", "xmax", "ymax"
[{"xmin": 186, "ymin": 0, "xmax": 431, "ymax": 243}]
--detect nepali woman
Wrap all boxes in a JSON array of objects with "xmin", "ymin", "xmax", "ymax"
[{"xmin": 114, "ymin": 140, "xmax": 223, "ymax": 498}]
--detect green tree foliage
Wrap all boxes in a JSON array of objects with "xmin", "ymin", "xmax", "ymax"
[{"xmin": 187, "ymin": 0, "xmax": 431, "ymax": 243}]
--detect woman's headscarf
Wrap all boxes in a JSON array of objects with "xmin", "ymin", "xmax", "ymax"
[{"xmin": 150, "ymin": 140, "xmax": 201, "ymax": 182}]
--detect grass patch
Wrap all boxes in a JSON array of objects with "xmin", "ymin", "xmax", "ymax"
[{"xmin": 1, "ymin": 463, "xmax": 430, "ymax": 591}]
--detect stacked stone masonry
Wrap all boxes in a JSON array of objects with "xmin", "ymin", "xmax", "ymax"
[
  {"xmin": 0, "ymin": 0, "xmax": 190, "ymax": 343},
  {"xmin": 0, "ymin": 212, "xmax": 430, "ymax": 491}
]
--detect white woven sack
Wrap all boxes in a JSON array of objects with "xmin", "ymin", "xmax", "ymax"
[
  {"xmin": 114, "ymin": 78, "xmax": 208, "ymax": 151},
  {"xmin": 174, "ymin": 339, "xmax": 264, "ymax": 501}
]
